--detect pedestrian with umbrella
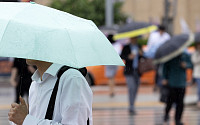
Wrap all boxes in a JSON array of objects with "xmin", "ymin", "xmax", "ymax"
[
  {"xmin": 145, "ymin": 25, "xmax": 171, "ymax": 92},
  {"xmin": 0, "ymin": 2, "xmax": 124, "ymax": 125},
  {"xmin": 105, "ymin": 34, "xmax": 119, "ymax": 97},
  {"xmin": 191, "ymin": 32, "xmax": 200, "ymax": 108},
  {"xmin": 10, "ymin": 58, "xmax": 36, "ymax": 104},
  {"xmin": 116, "ymin": 21, "xmax": 156, "ymax": 115},
  {"xmin": 120, "ymin": 36, "xmax": 143, "ymax": 115},
  {"xmin": 154, "ymin": 34, "xmax": 194, "ymax": 125}
]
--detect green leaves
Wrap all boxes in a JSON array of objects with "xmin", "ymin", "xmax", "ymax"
[{"xmin": 50, "ymin": 0, "xmax": 126, "ymax": 26}]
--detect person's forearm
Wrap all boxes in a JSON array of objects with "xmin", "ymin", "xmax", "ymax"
[
  {"xmin": 10, "ymin": 68, "xmax": 17, "ymax": 80},
  {"xmin": 10, "ymin": 68, "xmax": 18, "ymax": 86}
]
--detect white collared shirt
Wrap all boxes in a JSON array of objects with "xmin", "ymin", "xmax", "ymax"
[
  {"xmin": 145, "ymin": 31, "xmax": 171, "ymax": 58},
  {"xmin": 191, "ymin": 51, "xmax": 200, "ymax": 78},
  {"xmin": 21, "ymin": 63, "xmax": 93, "ymax": 125}
]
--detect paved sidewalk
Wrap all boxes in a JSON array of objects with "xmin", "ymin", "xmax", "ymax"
[
  {"xmin": 0, "ymin": 80, "xmax": 198, "ymax": 125},
  {"xmin": 91, "ymin": 85, "xmax": 200, "ymax": 125},
  {"xmin": 92, "ymin": 85, "xmax": 198, "ymax": 109}
]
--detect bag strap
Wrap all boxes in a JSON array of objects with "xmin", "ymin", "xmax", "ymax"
[
  {"xmin": 45, "ymin": 66, "xmax": 70, "ymax": 120},
  {"xmin": 45, "ymin": 66, "xmax": 89, "ymax": 125}
]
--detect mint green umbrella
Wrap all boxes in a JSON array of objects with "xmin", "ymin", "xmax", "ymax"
[{"xmin": 0, "ymin": 2, "xmax": 124, "ymax": 68}]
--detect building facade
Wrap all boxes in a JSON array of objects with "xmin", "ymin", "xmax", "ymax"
[
  {"xmin": 32, "ymin": 0, "xmax": 200, "ymax": 35},
  {"xmin": 121, "ymin": 0, "xmax": 200, "ymax": 34}
]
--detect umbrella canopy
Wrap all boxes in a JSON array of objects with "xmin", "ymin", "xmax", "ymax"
[
  {"xmin": 0, "ymin": 2, "xmax": 124, "ymax": 68},
  {"xmin": 153, "ymin": 33, "xmax": 194, "ymax": 64},
  {"xmin": 113, "ymin": 22, "xmax": 157, "ymax": 40}
]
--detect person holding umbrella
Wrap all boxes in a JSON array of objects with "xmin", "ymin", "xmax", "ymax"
[
  {"xmin": 105, "ymin": 34, "xmax": 119, "ymax": 97},
  {"xmin": 10, "ymin": 58, "xmax": 36, "ymax": 104},
  {"xmin": 153, "ymin": 34, "xmax": 194, "ymax": 125},
  {"xmin": 145, "ymin": 25, "xmax": 170, "ymax": 91},
  {"xmin": 114, "ymin": 21, "xmax": 156, "ymax": 115},
  {"xmin": 9, "ymin": 60, "xmax": 92, "ymax": 125},
  {"xmin": 162, "ymin": 52, "xmax": 192, "ymax": 125},
  {"xmin": 120, "ymin": 37, "xmax": 143, "ymax": 115},
  {"xmin": 0, "ymin": 2, "xmax": 124, "ymax": 125}
]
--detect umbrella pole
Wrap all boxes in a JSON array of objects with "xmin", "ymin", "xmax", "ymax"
[
  {"xmin": 19, "ymin": 60, "xmax": 25, "ymax": 101},
  {"xmin": 19, "ymin": 75, "xmax": 23, "ymax": 97}
]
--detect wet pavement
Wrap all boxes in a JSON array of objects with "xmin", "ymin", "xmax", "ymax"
[
  {"xmin": 92, "ymin": 107, "xmax": 200, "ymax": 125},
  {"xmin": 91, "ymin": 86, "xmax": 200, "ymax": 125},
  {"xmin": 0, "ymin": 78, "xmax": 200, "ymax": 125}
]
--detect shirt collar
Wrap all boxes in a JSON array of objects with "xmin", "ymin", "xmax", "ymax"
[
  {"xmin": 45, "ymin": 63, "xmax": 63, "ymax": 77},
  {"xmin": 32, "ymin": 63, "xmax": 63, "ymax": 82}
]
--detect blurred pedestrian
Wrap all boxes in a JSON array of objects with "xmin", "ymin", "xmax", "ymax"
[
  {"xmin": 105, "ymin": 34, "xmax": 119, "ymax": 97},
  {"xmin": 145, "ymin": 25, "xmax": 171, "ymax": 58},
  {"xmin": 191, "ymin": 42, "xmax": 200, "ymax": 108},
  {"xmin": 120, "ymin": 37, "xmax": 143, "ymax": 115},
  {"xmin": 162, "ymin": 52, "xmax": 192, "ymax": 125},
  {"xmin": 145, "ymin": 25, "xmax": 171, "ymax": 91},
  {"xmin": 10, "ymin": 58, "xmax": 35, "ymax": 103}
]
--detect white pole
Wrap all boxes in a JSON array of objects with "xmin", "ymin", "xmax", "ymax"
[{"xmin": 105, "ymin": 0, "xmax": 113, "ymax": 27}]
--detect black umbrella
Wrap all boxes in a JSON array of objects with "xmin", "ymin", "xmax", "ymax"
[
  {"xmin": 153, "ymin": 33, "xmax": 194, "ymax": 64},
  {"xmin": 113, "ymin": 21, "xmax": 157, "ymax": 40},
  {"xmin": 195, "ymin": 32, "xmax": 200, "ymax": 42}
]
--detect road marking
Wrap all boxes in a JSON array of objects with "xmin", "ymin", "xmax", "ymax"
[
  {"xmin": 93, "ymin": 101, "xmax": 164, "ymax": 108},
  {"xmin": 1, "ymin": 101, "xmax": 164, "ymax": 110},
  {"xmin": 0, "ymin": 105, "xmax": 10, "ymax": 110}
]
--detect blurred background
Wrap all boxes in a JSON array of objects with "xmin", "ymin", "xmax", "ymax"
[{"xmin": 0, "ymin": 0, "xmax": 200, "ymax": 125}]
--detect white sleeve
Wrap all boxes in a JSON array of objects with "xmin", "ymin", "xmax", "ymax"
[
  {"xmin": 9, "ymin": 121, "xmax": 16, "ymax": 125},
  {"xmin": 191, "ymin": 52, "xmax": 200, "ymax": 64},
  {"xmin": 23, "ymin": 75, "xmax": 93, "ymax": 125},
  {"xmin": 147, "ymin": 33, "xmax": 154, "ymax": 48},
  {"xmin": 165, "ymin": 33, "xmax": 171, "ymax": 41}
]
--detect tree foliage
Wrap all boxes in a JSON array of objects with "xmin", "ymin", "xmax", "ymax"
[{"xmin": 50, "ymin": 0, "xmax": 126, "ymax": 26}]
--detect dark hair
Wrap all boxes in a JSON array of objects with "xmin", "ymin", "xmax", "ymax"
[
  {"xmin": 107, "ymin": 34, "xmax": 115, "ymax": 44},
  {"xmin": 158, "ymin": 25, "xmax": 166, "ymax": 31}
]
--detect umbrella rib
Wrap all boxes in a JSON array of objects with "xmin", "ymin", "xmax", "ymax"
[{"xmin": 63, "ymin": 28, "xmax": 79, "ymax": 68}]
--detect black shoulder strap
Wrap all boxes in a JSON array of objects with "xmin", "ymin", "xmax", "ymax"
[
  {"xmin": 45, "ymin": 66, "xmax": 70, "ymax": 120},
  {"xmin": 45, "ymin": 66, "xmax": 89, "ymax": 125}
]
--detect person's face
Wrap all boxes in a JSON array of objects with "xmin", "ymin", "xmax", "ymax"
[
  {"xmin": 130, "ymin": 37, "xmax": 138, "ymax": 45},
  {"xmin": 159, "ymin": 30, "xmax": 164, "ymax": 35},
  {"xmin": 26, "ymin": 59, "xmax": 38, "ymax": 66}
]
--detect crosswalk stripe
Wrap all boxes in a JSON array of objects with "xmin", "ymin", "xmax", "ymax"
[{"xmin": 93, "ymin": 101, "xmax": 164, "ymax": 108}]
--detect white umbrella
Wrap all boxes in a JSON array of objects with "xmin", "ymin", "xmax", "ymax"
[{"xmin": 0, "ymin": 2, "xmax": 124, "ymax": 68}]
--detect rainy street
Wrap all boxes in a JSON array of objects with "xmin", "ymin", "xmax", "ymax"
[
  {"xmin": 0, "ymin": 1, "xmax": 200, "ymax": 125},
  {"xmin": 0, "ymin": 77, "xmax": 200, "ymax": 125}
]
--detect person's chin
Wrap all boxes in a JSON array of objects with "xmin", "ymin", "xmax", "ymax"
[{"xmin": 26, "ymin": 59, "xmax": 35, "ymax": 65}]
